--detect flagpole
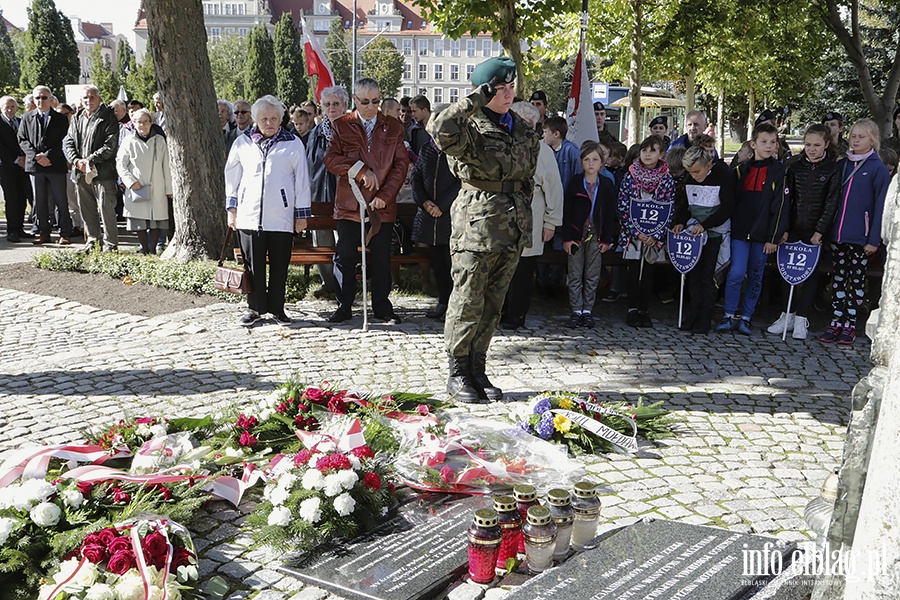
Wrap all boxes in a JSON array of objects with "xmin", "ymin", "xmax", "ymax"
[{"xmin": 352, "ymin": 0, "xmax": 358, "ymax": 94}]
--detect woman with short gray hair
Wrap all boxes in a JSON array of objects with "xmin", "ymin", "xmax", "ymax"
[{"xmin": 225, "ymin": 95, "xmax": 312, "ymax": 327}]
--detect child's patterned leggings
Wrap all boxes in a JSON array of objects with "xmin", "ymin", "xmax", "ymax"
[{"xmin": 830, "ymin": 242, "xmax": 868, "ymax": 329}]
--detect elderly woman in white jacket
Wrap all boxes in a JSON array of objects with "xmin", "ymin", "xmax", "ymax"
[
  {"xmin": 225, "ymin": 95, "xmax": 311, "ymax": 327},
  {"xmin": 501, "ymin": 101, "xmax": 563, "ymax": 329},
  {"xmin": 116, "ymin": 108, "xmax": 172, "ymax": 254}
]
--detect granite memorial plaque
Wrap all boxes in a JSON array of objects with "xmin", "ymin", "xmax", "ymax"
[
  {"xmin": 503, "ymin": 519, "xmax": 797, "ymax": 600},
  {"xmin": 279, "ymin": 493, "xmax": 489, "ymax": 600}
]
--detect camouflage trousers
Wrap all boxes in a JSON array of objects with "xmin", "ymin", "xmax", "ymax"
[{"xmin": 444, "ymin": 249, "xmax": 520, "ymax": 357}]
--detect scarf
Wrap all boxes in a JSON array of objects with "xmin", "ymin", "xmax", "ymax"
[
  {"xmin": 320, "ymin": 117, "xmax": 333, "ymax": 143},
  {"xmin": 135, "ymin": 128, "xmax": 156, "ymax": 143},
  {"xmin": 846, "ymin": 148, "xmax": 875, "ymax": 162},
  {"xmin": 629, "ymin": 161, "xmax": 669, "ymax": 194},
  {"xmin": 248, "ymin": 125, "xmax": 293, "ymax": 155}
]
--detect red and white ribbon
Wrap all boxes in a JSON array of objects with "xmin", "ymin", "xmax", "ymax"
[{"xmin": 0, "ymin": 444, "xmax": 131, "ymax": 488}]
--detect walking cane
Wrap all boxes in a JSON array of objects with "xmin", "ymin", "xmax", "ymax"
[{"xmin": 348, "ymin": 177, "xmax": 370, "ymax": 332}]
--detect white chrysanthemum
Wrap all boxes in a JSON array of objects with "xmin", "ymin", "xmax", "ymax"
[
  {"xmin": 322, "ymin": 473, "xmax": 344, "ymax": 497},
  {"xmin": 298, "ymin": 497, "xmax": 322, "ymax": 523},
  {"xmin": 272, "ymin": 458, "xmax": 293, "ymax": 476},
  {"xmin": 348, "ymin": 455, "xmax": 362, "ymax": 470},
  {"xmin": 262, "ymin": 483, "xmax": 275, "ymax": 501},
  {"xmin": 0, "ymin": 517, "xmax": 16, "ymax": 545},
  {"xmin": 268, "ymin": 486, "xmax": 290, "ymax": 507},
  {"xmin": 113, "ymin": 572, "xmax": 145, "ymax": 600},
  {"xmin": 267, "ymin": 505, "xmax": 291, "ymax": 527},
  {"xmin": 279, "ymin": 473, "xmax": 298, "ymax": 490},
  {"xmin": 149, "ymin": 424, "xmax": 167, "ymax": 438},
  {"xmin": 63, "ymin": 489, "xmax": 84, "ymax": 509},
  {"xmin": 30, "ymin": 502, "xmax": 61, "ymax": 527},
  {"xmin": 338, "ymin": 469, "xmax": 359, "ymax": 491},
  {"xmin": 333, "ymin": 492, "xmax": 356, "ymax": 516},
  {"xmin": 301, "ymin": 469, "xmax": 325, "ymax": 490},
  {"xmin": 84, "ymin": 583, "xmax": 115, "ymax": 600}
]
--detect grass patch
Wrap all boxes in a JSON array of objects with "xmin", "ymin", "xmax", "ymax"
[{"xmin": 32, "ymin": 249, "xmax": 312, "ymax": 303}]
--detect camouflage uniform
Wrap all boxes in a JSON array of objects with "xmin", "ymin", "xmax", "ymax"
[{"xmin": 430, "ymin": 87, "xmax": 540, "ymax": 359}]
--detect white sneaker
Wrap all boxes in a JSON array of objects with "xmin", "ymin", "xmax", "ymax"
[
  {"xmin": 792, "ymin": 316, "xmax": 809, "ymax": 340},
  {"xmin": 767, "ymin": 312, "xmax": 795, "ymax": 334}
]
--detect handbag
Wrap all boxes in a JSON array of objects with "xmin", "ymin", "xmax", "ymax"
[
  {"xmin": 131, "ymin": 184, "xmax": 152, "ymax": 201},
  {"xmin": 214, "ymin": 228, "xmax": 252, "ymax": 294}
]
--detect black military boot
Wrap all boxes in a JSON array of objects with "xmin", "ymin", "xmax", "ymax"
[
  {"xmin": 447, "ymin": 355, "xmax": 481, "ymax": 403},
  {"xmin": 470, "ymin": 353, "xmax": 502, "ymax": 401}
]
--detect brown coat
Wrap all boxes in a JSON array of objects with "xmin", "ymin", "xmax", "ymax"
[{"xmin": 323, "ymin": 111, "xmax": 409, "ymax": 223}]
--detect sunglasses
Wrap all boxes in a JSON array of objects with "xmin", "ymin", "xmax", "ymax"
[
  {"xmin": 355, "ymin": 97, "xmax": 381, "ymax": 106},
  {"xmin": 35, "ymin": 95, "xmax": 49, "ymax": 100},
  {"xmin": 234, "ymin": 110, "xmax": 250, "ymax": 115}
]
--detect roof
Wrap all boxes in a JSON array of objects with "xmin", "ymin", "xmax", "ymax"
[
  {"xmin": 81, "ymin": 21, "xmax": 112, "ymax": 39},
  {"xmin": 135, "ymin": 8, "xmax": 147, "ymax": 31},
  {"xmin": 269, "ymin": 0, "xmax": 429, "ymax": 34},
  {"xmin": 2, "ymin": 16, "xmax": 21, "ymax": 33}
]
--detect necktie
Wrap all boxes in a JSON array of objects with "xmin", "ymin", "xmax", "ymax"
[{"xmin": 364, "ymin": 119, "xmax": 374, "ymax": 146}]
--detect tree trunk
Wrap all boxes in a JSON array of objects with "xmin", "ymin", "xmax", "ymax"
[
  {"xmin": 627, "ymin": 0, "xmax": 642, "ymax": 147},
  {"xmin": 818, "ymin": 0, "xmax": 900, "ymax": 137},
  {"xmin": 145, "ymin": 0, "xmax": 226, "ymax": 261},
  {"xmin": 497, "ymin": 0, "xmax": 525, "ymax": 96},
  {"xmin": 684, "ymin": 66, "xmax": 695, "ymax": 114},
  {"xmin": 716, "ymin": 86, "xmax": 725, "ymax": 158},
  {"xmin": 747, "ymin": 88, "xmax": 756, "ymax": 140}
]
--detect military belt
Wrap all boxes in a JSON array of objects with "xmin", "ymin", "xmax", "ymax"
[{"xmin": 461, "ymin": 180, "xmax": 522, "ymax": 193}]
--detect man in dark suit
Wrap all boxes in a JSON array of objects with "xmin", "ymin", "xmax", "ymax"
[
  {"xmin": 18, "ymin": 85, "xmax": 73, "ymax": 245},
  {"xmin": 0, "ymin": 96, "xmax": 32, "ymax": 242}
]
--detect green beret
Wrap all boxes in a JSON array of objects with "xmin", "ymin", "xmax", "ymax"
[{"xmin": 471, "ymin": 56, "xmax": 516, "ymax": 87}]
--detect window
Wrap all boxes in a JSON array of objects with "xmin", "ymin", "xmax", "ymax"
[
  {"xmin": 466, "ymin": 39, "xmax": 476, "ymax": 57},
  {"xmin": 314, "ymin": 20, "xmax": 329, "ymax": 32},
  {"xmin": 209, "ymin": 27, "xmax": 221, "ymax": 39},
  {"xmin": 466, "ymin": 64, "xmax": 474, "ymax": 81},
  {"xmin": 225, "ymin": 27, "xmax": 234, "ymax": 34},
  {"xmin": 213, "ymin": 3, "xmax": 219, "ymax": 15},
  {"xmin": 418, "ymin": 39, "xmax": 428, "ymax": 56},
  {"xmin": 450, "ymin": 39, "xmax": 459, "ymax": 57},
  {"xmin": 238, "ymin": 27, "xmax": 248, "ymax": 36},
  {"xmin": 402, "ymin": 63, "xmax": 411, "ymax": 80},
  {"xmin": 406, "ymin": 20, "xmax": 412, "ymax": 30},
  {"xmin": 402, "ymin": 39, "xmax": 412, "ymax": 56},
  {"xmin": 225, "ymin": 3, "xmax": 232, "ymax": 15},
  {"xmin": 482, "ymin": 39, "xmax": 492, "ymax": 57},
  {"xmin": 402, "ymin": 87, "xmax": 411, "ymax": 98},
  {"xmin": 238, "ymin": 3, "xmax": 245, "ymax": 15},
  {"xmin": 450, "ymin": 64, "xmax": 459, "ymax": 81},
  {"xmin": 418, "ymin": 88, "xmax": 427, "ymax": 97},
  {"xmin": 433, "ymin": 88, "xmax": 443, "ymax": 103},
  {"xmin": 418, "ymin": 64, "xmax": 427, "ymax": 81},
  {"xmin": 434, "ymin": 39, "xmax": 443, "ymax": 57},
  {"xmin": 434, "ymin": 64, "xmax": 443, "ymax": 81},
  {"xmin": 449, "ymin": 88, "xmax": 459, "ymax": 103}
]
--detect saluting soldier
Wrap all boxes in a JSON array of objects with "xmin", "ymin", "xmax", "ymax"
[{"xmin": 429, "ymin": 56, "xmax": 540, "ymax": 403}]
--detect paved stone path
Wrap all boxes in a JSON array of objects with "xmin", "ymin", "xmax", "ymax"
[{"xmin": 0, "ymin": 280, "xmax": 871, "ymax": 599}]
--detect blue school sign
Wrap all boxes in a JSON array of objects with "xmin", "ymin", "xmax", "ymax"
[
  {"xmin": 666, "ymin": 230, "xmax": 706, "ymax": 274},
  {"xmin": 629, "ymin": 198, "xmax": 674, "ymax": 239},
  {"xmin": 777, "ymin": 242, "xmax": 821, "ymax": 286}
]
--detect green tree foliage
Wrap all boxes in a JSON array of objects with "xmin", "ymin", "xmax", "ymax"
[
  {"xmin": 324, "ymin": 18, "xmax": 351, "ymax": 91},
  {"xmin": 526, "ymin": 52, "xmax": 576, "ymax": 115},
  {"xmin": 414, "ymin": 0, "xmax": 580, "ymax": 94},
  {"xmin": 244, "ymin": 24, "xmax": 277, "ymax": 101},
  {"xmin": 116, "ymin": 38, "xmax": 136, "ymax": 80},
  {"xmin": 19, "ymin": 0, "xmax": 79, "ymax": 95},
  {"xmin": 89, "ymin": 45, "xmax": 121, "ymax": 102},
  {"xmin": 359, "ymin": 38, "xmax": 404, "ymax": 98},
  {"xmin": 274, "ymin": 13, "xmax": 308, "ymax": 106},
  {"xmin": 125, "ymin": 51, "xmax": 157, "ymax": 106},
  {"xmin": 0, "ymin": 10, "xmax": 21, "ymax": 89},
  {"xmin": 208, "ymin": 33, "xmax": 247, "ymax": 100}
]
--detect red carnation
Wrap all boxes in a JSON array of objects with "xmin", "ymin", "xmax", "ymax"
[
  {"xmin": 154, "ymin": 484, "xmax": 173, "ymax": 501},
  {"xmin": 97, "ymin": 528, "xmax": 119, "ymax": 546},
  {"xmin": 171, "ymin": 546, "xmax": 193, "ymax": 571},
  {"xmin": 327, "ymin": 397, "xmax": 348, "ymax": 414},
  {"xmin": 416, "ymin": 404, "xmax": 430, "ymax": 416},
  {"xmin": 80, "ymin": 543, "xmax": 108, "ymax": 564},
  {"xmin": 294, "ymin": 415, "xmax": 309, "ymax": 428},
  {"xmin": 107, "ymin": 536, "xmax": 132, "ymax": 556},
  {"xmin": 294, "ymin": 449, "xmax": 313, "ymax": 466},
  {"xmin": 135, "ymin": 417, "xmax": 156, "ymax": 425},
  {"xmin": 296, "ymin": 402, "xmax": 308, "ymax": 412},
  {"xmin": 239, "ymin": 431, "xmax": 258, "ymax": 447},
  {"xmin": 316, "ymin": 453, "xmax": 351, "ymax": 471},
  {"xmin": 276, "ymin": 402, "xmax": 288, "ymax": 414},
  {"xmin": 111, "ymin": 488, "xmax": 131, "ymax": 504},
  {"xmin": 236, "ymin": 414, "xmax": 258, "ymax": 430},
  {"xmin": 351, "ymin": 446, "xmax": 374, "ymax": 459},
  {"xmin": 363, "ymin": 472, "xmax": 381, "ymax": 490},
  {"xmin": 107, "ymin": 550, "xmax": 137, "ymax": 575},
  {"xmin": 306, "ymin": 416, "xmax": 320, "ymax": 430}
]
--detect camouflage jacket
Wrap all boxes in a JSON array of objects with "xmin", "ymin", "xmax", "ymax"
[{"xmin": 429, "ymin": 88, "xmax": 539, "ymax": 252}]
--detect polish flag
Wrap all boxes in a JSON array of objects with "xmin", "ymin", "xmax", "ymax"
[
  {"xmin": 300, "ymin": 16, "xmax": 334, "ymax": 101},
  {"xmin": 566, "ymin": 41, "xmax": 598, "ymax": 149}
]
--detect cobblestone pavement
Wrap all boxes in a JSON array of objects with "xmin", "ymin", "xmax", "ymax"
[{"xmin": 0, "ymin": 282, "xmax": 872, "ymax": 599}]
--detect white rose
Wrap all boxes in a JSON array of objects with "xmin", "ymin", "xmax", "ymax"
[
  {"xmin": 113, "ymin": 572, "xmax": 145, "ymax": 600},
  {"xmin": 0, "ymin": 517, "xmax": 17, "ymax": 545},
  {"xmin": 0, "ymin": 486, "xmax": 17, "ymax": 510},
  {"xmin": 338, "ymin": 470, "xmax": 358, "ymax": 491},
  {"xmin": 259, "ymin": 409, "xmax": 272, "ymax": 421},
  {"xmin": 298, "ymin": 497, "xmax": 322, "ymax": 523},
  {"xmin": 322, "ymin": 473, "xmax": 344, "ymax": 497},
  {"xmin": 333, "ymin": 492, "xmax": 356, "ymax": 516},
  {"xmin": 63, "ymin": 490, "xmax": 84, "ymax": 509},
  {"xmin": 268, "ymin": 486, "xmax": 290, "ymax": 507},
  {"xmin": 84, "ymin": 583, "xmax": 115, "ymax": 600},
  {"xmin": 19, "ymin": 479, "xmax": 56, "ymax": 509},
  {"xmin": 267, "ymin": 505, "xmax": 292, "ymax": 527},
  {"xmin": 301, "ymin": 469, "xmax": 324, "ymax": 490},
  {"xmin": 30, "ymin": 502, "xmax": 61, "ymax": 527},
  {"xmin": 135, "ymin": 424, "xmax": 152, "ymax": 437},
  {"xmin": 51, "ymin": 557, "xmax": 97, "ymax": 588}
]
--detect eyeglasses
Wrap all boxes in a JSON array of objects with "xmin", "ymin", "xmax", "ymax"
[
  {"xmin": 355, "ymin": 97, "xmax": 381, "ymax": 106},
  {"xmin": 35, "ymin": 95, "xmax": 49, "ymax": 100},
  {"xmin": 322, "ymin": 102, "xmax": 343, "ymax": 108},
  {"xmin": 234, "ymin": 110, "xmax": 250, "ymax": 115}
]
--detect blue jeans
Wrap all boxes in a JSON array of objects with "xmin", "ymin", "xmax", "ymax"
[{"xmin": 723, "ymin": 239, "xmax": 768, "ymax": 319}]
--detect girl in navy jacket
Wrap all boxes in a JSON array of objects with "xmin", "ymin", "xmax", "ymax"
[
  {"xmin": 561, "ymin": 141, "xmax": 618, "ymax": 328},
  {"xmin": 820, "ymin": 119, "xmax": 890, "ymax": 345}
]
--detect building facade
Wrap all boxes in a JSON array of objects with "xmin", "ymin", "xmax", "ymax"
[{"xmin": 72, "ymin": 19, "xmax": 124, "ymax": 85}]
